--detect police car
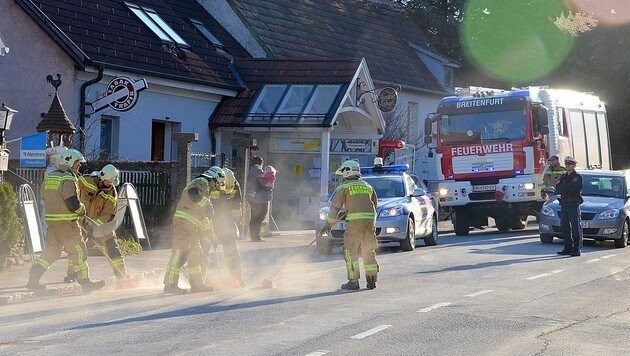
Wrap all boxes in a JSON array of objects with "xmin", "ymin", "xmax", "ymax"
[{"xmin": 315, "ymin": 164, "xmax": 438, "ymax": 254}]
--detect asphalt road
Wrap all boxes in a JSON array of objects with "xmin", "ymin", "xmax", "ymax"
[{"xmin": 1, "ymin": 223, "xmax": 629, "ymax": 355}]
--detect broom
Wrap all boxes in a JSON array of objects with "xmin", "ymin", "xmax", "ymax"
[{"xmin": 81, "ymin": 216, "xmax": 141, "ymax": 289}]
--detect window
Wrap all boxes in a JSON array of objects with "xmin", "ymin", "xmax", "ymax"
[
  {"xmin": 100, "ymin": 116, "xmax": 119, "ymax": 158},
  {"xmin": 250, "ymin": 85, "xmax": 287, "ymax": 116},
  {"xmin": 190, "ymin": 19, "xmax": 223, "ymax": 47},
  {"xmin": 277, "ymin": 85, "xmax": 314, "ymax": 115},
  {"xmin": 556, "ymin": 107, "xmax": 569, "ymax": 136},
  {"xmin": 247, "ymin": 84, "xmax": 343, "ymax": 125},
  {"xmin": 126, "ymin": 2, "xmax": 188, "ymax": 47}
]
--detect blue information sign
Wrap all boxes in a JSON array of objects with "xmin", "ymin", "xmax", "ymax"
[{"xmin": 20, "ymin": 132, "xmax": 47, "ymax": 167}]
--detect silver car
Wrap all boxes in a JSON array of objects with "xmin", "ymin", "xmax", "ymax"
[
  {"xmin": 315, "ymin": 165, "xmax": 438, "ymax": 254},
  {"xmin": 539, "ymin": 170, "xmax": 630, "ymax": 248}
]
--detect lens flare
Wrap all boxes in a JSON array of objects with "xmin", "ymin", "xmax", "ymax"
[
  {"xmin": 462, "ymin": 0, "xmax": 575, "ymax": 82},
  {"xmin": 568, "ymin": 0, "xmax": 630, "ymax": 26}
]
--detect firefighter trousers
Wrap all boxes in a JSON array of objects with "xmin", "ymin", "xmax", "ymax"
[
  {"xmin": 36, "ymin": 221, "xmax": 91, "ymax": 281},
  {"xmin": 343, "ymin": 220, "xmax": 379, "ymax": 282},
  {"xmin": 164, "ymin": 221, "xmax": 205, "ymax": 288},
  {"xmin": 214, "ymin": 222, "xmax": 244, "ymax": 281}
]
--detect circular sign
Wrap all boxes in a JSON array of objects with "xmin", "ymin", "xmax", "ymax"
[
  {"xmin": 106, "ymin": 77, "xmax": 139, "ymax": 111},
  {"xmin": 377, "ymin": 87, "xmax": 398, "ymax": 112}
]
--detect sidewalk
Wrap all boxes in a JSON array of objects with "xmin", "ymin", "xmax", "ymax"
[{"xmin": 0, "ymin": 230, "xmax": 314, "ymax": 305}]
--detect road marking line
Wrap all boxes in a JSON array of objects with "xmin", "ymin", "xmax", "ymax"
[
  {"xmin": 550, "ymin": 269, "xmax": 564, "ymax": 274},
  {"xmin": 586, "ymin": 258, "xmax": 602, "ymax": 264},
  {"xmin": 526, "ymin": 273, "xmax": 550, "ymax": 280},
  {"xmin": 464, "ymin": 290, "xmax": 494, "ymax": 297},
  {"xmin": 417, "ymin": 302, "xmax": 452, "ymax": 313},
  {"xmin": 305, "ymin": 351, "xmax": 330, "ymax": 356},
  {"xmin": 350, "ymin": 325, "xmax": 392, "ymax": 339},
  {"xmin": 600, "ymin": 254, "xmax": 616, "ymax": 259}
]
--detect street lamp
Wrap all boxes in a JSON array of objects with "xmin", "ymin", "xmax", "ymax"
[
  {"xmin": 0, "ymin": 103, "xmax": 17, "ymax": 181},
  {"xmin": 0, "ymin": 103, "xmax": 17, "ymax": 141}
]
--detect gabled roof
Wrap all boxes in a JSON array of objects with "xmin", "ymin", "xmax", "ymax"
[
  {"xmin": 228, "ymin": 0, "xmax": 448, "ymax": 95},
  {"xmin": 212, "ymin": 58, "xmax": 361, "ymax": 127},
  {"xmin": 17, "ymin": 0, "xmax": 251, "ymax": 89},
  {"xmin": 36, "ymin": 92, "xmax": 76, "ymax": 134}
]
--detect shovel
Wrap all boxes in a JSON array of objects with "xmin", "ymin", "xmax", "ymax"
[{"xmin": 81, "ymin": 216, "xmax": 141, "ymax": 289}]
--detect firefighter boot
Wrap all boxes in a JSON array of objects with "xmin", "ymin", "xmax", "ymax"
[
  {"xmin": 26, "ymin": 264, "xmax": 47, "ymax": 290},
  {"xmin": 366, "ymin": 275, "xmax": 377, "ymax": 290},
  {"xmin": 78, "ymin": 279, "xmax": 106, "ymax": 293},
  {"xmin": 340, "ymin": 280, "xmax": 360, "ymax": 290},
  {"xmin": 163, "ymin": 284, "xmax": 188, "ymax": 294},
  {"xmin": 63, "ymin": 274, "xmax": 77, "ymax": 283},
  {"xmin": 191, "ymin": 282, "xmax": 215, "ymax": 293}
]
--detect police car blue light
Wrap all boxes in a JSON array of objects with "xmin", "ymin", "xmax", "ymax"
[{"xmin": 360, "ymin": 165, "xmax": 408, "ymax": 174}]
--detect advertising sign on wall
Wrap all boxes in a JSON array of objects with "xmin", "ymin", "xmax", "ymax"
[
  {"xmin": 20, "ymin": 132, "xmax": 47, "ymax": 167},
  {"xmin": 273, "ymin": 138, "xmax": 375, "ymax": 154}
]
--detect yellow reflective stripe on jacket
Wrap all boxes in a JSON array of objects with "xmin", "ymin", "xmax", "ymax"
[
  {"xmin": 346, "ymin": 212, "xmax": 376, "ymax": 221},
  {"xmin": 44, "ymin": 175, "xmax": 77, "ymax": 190},
  {"xmin": 45, "ymin": 213, "xmax": 80, "ymax": 221},
  {"xmin": 79, "ymin": 175, "xmax": 98, "ymax": 191},
  {"xmin": 174, "ymin": 210, "xmax": 205, "ymax": 228}
]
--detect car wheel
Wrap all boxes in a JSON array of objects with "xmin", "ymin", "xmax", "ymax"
[
  {"xmin": 509, "ymin": 215, "xmax": 527, "ymax": 230},
  {"xmin": 495, "ymin": 217, "xmax": 510, "ymax": 231},
  {"xmin": 614, "ymin": 220, "xmax": 629, "ymax": 248},
  {"xmin": 400, "ymin": 218, "xmax": 415, "ymax": 251},
  {"xmin": 540, "ymin": 234, "xmax": 554, "ymax": 244},
  {"xmin": 453, "ymin": 210, "xmax": 470, "ymax": 236},
  {"xmin": 423, "ymin": 216, "xmax": 438, "ymax": 246}
]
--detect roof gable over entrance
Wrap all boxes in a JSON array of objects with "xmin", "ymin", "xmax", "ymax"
[{"xmin": 212, "ymin": 58, "xmax": 385, "ymax": 135}]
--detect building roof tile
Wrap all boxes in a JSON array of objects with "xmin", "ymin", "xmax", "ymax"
[
  {"xmin": 229, "ymin": 0, "xmax": 447, "ymax": 94},
  {"xmin": 21, "ymin": 0, "xmax": 251, "ymax": 89}
]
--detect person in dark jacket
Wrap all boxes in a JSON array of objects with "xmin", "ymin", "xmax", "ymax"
[
  {"xmin": 555, "ymin": 156, "xmax": 583, "ymax": 257},
  {"xmin": 246, "ymin": 156, "xmax": 272, "ymax": 242}
]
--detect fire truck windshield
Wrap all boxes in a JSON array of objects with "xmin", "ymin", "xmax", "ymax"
[{"xmin": 439, "ymin": 110, "xmax": 526, "ymax": 145}]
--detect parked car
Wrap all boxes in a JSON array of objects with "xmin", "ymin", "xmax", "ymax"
[
  {"xmin": 539, "ymin": 170, "xmax": 630, "ymax": 248},
  {"xmin": 315, "ymin": 165, "xmax": 438, "ymax": 254}
]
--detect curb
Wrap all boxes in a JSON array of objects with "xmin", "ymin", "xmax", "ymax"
[{"xmin": 0, "ymin": 268, "xmax": 166, "ymax": 306}]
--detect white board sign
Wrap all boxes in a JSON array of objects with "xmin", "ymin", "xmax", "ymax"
[{"xmin": 119, "ymin": 183, "xmax": 149, "ymax": 243}]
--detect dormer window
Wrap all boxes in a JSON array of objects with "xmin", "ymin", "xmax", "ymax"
[
  {"xmin": 126, "ymin": 2, "xmax": 188, "ymax": 47},
  {"xmin": 190, "ymin": 19, "xmax": 224, "ymax": 48}
]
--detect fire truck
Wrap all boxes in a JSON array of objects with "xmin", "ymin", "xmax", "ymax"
[{"xmin": 423, "ymin": 86, "xmax": 610, "ymax": 235}]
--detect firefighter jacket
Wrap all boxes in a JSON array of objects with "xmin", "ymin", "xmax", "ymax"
[
  {"xmin": 42, "ymin": 169, "xmax": 86, "ymax": 222},
  {"xmin": 174, "ymin": 177, "xmax": 213, "ymax": 231},
  {"xmin": 555, "ymin": 170, "xmax": 583, "ymax": 207},
  {"xmin": 210, "ymin": 180, "xmax": 242, "ymax": 223},
  {"xmin": 326, "ymin": 178, "xmax": 378, "ymax": 226},
  {"xmin": 541, "ymin": 164, "xmax": 567, "ymax": 190},
  {"xmin": 78, "ymin": 175, "xmax": 117, "ymax": 226}
]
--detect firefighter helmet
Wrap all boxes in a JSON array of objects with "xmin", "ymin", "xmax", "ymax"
[
  {"xmin": 335, "ymin": 160, "xmax": 361, "ymax": 179},
  {"xmin": 57, "ymin": 149, "xmax": 86, "ymax": 169},
  {"xmin": 201, "ymin": 166, "xmax": 226, "ymax": 190},
  {"xmin": 99, "ymin": 164, "xmax": 120, "ymax": 186},
  {"xmin": 223, "ymin": 167, "xmax": 236, "ymax": 193}
]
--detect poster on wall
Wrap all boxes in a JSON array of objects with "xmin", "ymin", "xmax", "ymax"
[{"xmin": 273, "ymin": 138, "xmax": 375, "ymax": 154}]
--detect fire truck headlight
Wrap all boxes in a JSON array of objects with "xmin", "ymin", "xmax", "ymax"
[
  {"xmin": 519, "ymin": 183, "xmax": 535, "ymax": 190},
  {"xmin": 439, "ymin": 188, "xmax": 451, "ymax": 197}
]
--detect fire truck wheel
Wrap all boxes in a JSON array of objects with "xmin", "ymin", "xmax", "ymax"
[
  {"xmin": 509, "ymin": 216, "xmax": 527, "ymax": 230},
  {"xmin": 453, "ymin": 210, "xmax": 470, "ymax": 236},
  {"xmin": 495, "ymin": 217, "xmax": 510, "ymax": 231},
  {"xmin": 400, "ymin": 218, "xmax": 416, "ymax": 251}
]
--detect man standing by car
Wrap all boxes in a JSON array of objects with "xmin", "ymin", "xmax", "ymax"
[
  {"xmin": 319, "ymin": 160, "xmax": 379, "ymax": 290},
  {"xmin": 555, "ymin": 156, "xmax": 583, "ymax": 257}
]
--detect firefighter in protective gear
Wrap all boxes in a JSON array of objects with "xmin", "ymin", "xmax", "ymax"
[
  {"xmin": 208, "ymin": 167, "xmax": 245, "ymax": 286},
  {"xmin": 27, "ymin": 149, "xmax": 105, "ymax": 293},
  {"xmin": 541, "ymin": 155, "xmax": 567, "ymax": 199},
  {"xmin": 320, "ymin": 160, "xmax": 379, "ymax": 290},
  {"xmin": 163, "ymin": 168, "xmax": 223, "ymax": 294},
  {"xmin": 64, "ymin": 164, "xmax": 126, "ymax": 282}
]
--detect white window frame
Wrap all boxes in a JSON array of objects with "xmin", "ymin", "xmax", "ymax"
[
  {"xmin": 190, "ymin": 19, "xmax": 223, "ymax": 47},
  {"xmin": 126, "ymin": 2, "xmax": 188, "ymax": 47}
]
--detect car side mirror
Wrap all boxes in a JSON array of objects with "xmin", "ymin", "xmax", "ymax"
[
  {"xmin": 544, "ymin": 187, "xmax": 555, "ymax": 195},
  {"xmin": 412, "ymin": 188, "xmax": 427, "ymax": 197}
]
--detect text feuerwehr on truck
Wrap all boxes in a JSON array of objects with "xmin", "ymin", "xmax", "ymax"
[{"xmin": 423, "ymin": 86, "xmax": 610, "ymax": 235}]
